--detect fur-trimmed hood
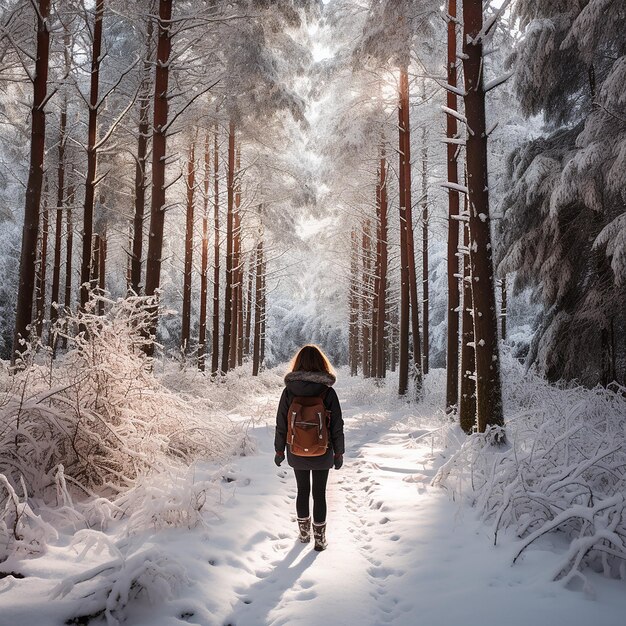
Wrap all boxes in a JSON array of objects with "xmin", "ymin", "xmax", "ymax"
[{"xmin": 284, "ymin": 370, "xmax": 336, "ymax": 387}]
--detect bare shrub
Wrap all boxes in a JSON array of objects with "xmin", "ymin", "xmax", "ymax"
[
  {"xmin": 52, "ymin": 546, "xmax": 188, "ymax": 626},
  {"xmin": 433, "ymin": 352, "xmax": 626, "ymax": 588},
  {"xmin": 0, "ymin": 296, "xmax": 246, "ymax": 558}
]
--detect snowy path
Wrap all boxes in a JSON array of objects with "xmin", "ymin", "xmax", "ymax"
[
  {"xmin": 166, "ymin": 379, "xmax": 626, "ymax": 626},
  {"xmin": 2, "ymin": 376, "xmax": 625, "ymax": 626}
]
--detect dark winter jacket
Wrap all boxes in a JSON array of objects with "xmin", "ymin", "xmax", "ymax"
[{"xmin": 274, "ymin": 370, "xmax": 345, "ymax": 470}]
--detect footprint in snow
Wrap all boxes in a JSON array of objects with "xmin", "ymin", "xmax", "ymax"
[
  {"xmin": 294, "ymin": 589, "xmax": 317, "ymax": 601},
  {"xmin": 368, "ymin": 565, "xmax": 397, "ymax": 579}
]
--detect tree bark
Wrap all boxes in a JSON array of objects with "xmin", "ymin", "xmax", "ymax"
[
  {"xmin": 211, "ymin": 124, "xmax": 220, "ymax": 375},
  {"xmin": 260, "ymin": 254, "xmax": 266, "ymax": 366},
  {"xmin": 500, "ymin": 276, "xmax": 507, "ymax": 341},
  {"xmin": 91, "ymin": 234, "xmax": 100, "ymax": 295},
  {"xmin": 244, "ymin": 253, "xmax": 254, "ymax": 356},
  {"xmin": 236, "ymin": 148, "xmax": 244, "ymax": 367},
  {"xmin": 371, "ymin": 178, "xmax": 381, "ymax": 379},
  {"xmin": 399, "ymin": 66, "xmax": 423, "ymax": 395},
  {"xmin": 229, "ymin": 146, "xmax": 242, "ymax": 369},
  {"xmin": 421, "ymin": 124, "xmax": 429, "ymax": 375},
  {"xmin": 198, "ymin": 132, "xmax": 210, "ymax": 371},
  {"xmin": 181, "ymin": 138, "xmax": 196, "ymax": 354},
  {"xmin": 144, "ymin": 0, "xmax": 173, "ymax": 354},
  {"xmin": 398, "ymin": 82, "xmax": 410, "ymax": 395},
  {"xmin": 445, "ymin": 0, "xmax": 461, "ymax": 413},
  {"xmin": 377, "ymin": 150, "xmax": 388, "ymax": 379},
  {"xmin": 80, "ymin": 0, "xmax": 105, "ymax": 310},
  {"xmin": 130, "ymin": 17, "xmax": 154, "ymax": 296},
  {"xmin": 221, "ymin": 122, "xmax": 235, "ymax": 373},
  {"xmin": 35, "ymin": 189, "xmax": 49, "ymax": 338},
  {"xmin": 98, "ymin": 231, "xmax": 106, "ymax": 316},
  {"xmin": 459, "ymin": 218, "xmax": 476, "ymax": 433},
  {"xmin": 362, "ymin": 219, "xmax": 372, "ymax": 378},
  {"xmin": 12, "ymin": 0, "xmax": 51, "ymax": 361},
  {"xmin": 237, "ymin": 254, "xmax": 244, "ymax": 367},
  {"xmin": 390, "ymin": 302, "xmax": 398, "ymax": 373},
  {"xmin": 49, "ymin": 26, "xmax": 71, "ymax": 339},
  {"xmin": 462, "ymin": 0, "xmax": 504, "ymax": 434},
  {"xmin": 349, "ymin": 228, "xmax": 359, "ymax": 376},
  {"xmin": 59, "ymin": 182, "xmax": 74, "ymax": 350},
  {"xmin": 252, "ymin": 238, "xmax": 264, "ymax": 376}
]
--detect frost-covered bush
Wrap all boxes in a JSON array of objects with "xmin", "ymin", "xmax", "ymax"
[
  {"xmin": 0, "ymin": 474, "xmax": 58, "ymax": 558},
  {"xmin": 52, "ymin": 546, "xmax": 188, "ymax": 626},
  {"xmin": 434, "ymin": 353, "xmax": 626, "ymax": 588},
  {"xmin": 0, "ymin": 297, "xmax": 247, "ymax": 557}
]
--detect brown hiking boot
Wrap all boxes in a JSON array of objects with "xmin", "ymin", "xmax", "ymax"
[
  {"xmin": 297, "ymin": 517, "xmax": 311, "ymax": 543},
  {"xmin": 312, "ymin": 522, "xmax": 327, "ymax": 551}
]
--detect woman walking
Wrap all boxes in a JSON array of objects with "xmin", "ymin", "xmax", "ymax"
[{"xmin": 274, "ymin": 345, "xmax": 344, "ymax": 551}]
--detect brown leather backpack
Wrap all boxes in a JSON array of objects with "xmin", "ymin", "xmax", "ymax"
[{"xmin": 286, "ymin": 389, "xmax": 331, "ymax": 457}]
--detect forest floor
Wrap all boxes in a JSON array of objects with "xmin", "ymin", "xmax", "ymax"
[{"xmin": 1, "ymin": 370, "xmax": 625, "ymax": 626}]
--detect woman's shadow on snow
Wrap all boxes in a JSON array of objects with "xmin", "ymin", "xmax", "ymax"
[{"xmin": 222, "ymin": 540, "xmax": 318, "ymax": 626}]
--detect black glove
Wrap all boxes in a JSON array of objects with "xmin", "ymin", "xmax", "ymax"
[
  {"xmin": 334, "ymin": 454, "xmax": 343, "ymax": 470},
  {"xmin": 274, "ymin": 452, "xmax": 284, "ymax": 467}
]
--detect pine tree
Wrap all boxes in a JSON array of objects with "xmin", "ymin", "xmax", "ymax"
[
  {"xmin": 499, "ymin": 0, "xmax": 626, "ymax": 385},
  {"xmin": 12, "ymin": 0, "xmax": 51, "ymax": 361},
  {"xmin": 461, "ymin": 0, "xmax": 504, "ymax": 434},
  {"xmin": 444, "ymin": 0, "xmax": 461, "ymax": 412}
]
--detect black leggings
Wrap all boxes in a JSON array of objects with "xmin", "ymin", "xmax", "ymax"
[{"xmin": 294, "ymin": 469, "xmax": 329, "ymax": 523}]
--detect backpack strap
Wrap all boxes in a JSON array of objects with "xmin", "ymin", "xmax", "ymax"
[{"xmin": 319, "ymin": 387, "xmax": 331, "ymax": 407}]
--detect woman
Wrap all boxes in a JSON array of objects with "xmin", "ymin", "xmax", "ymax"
[{"xmin": 274, "ymin": 345, "xmax": 344, "ymax": 551}]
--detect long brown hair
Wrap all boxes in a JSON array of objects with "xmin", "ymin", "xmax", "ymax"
[{"xmin": 290, "ymin": 345, "xmax": 334, "ymax": 375}]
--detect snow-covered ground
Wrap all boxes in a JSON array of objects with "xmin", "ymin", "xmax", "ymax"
[{"xmin": 1, "ymin": 370, "xmax": 625, "ymax": 626}]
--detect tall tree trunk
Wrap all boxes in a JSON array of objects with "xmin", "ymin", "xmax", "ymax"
[
  {"xmin": 80, "ymin": 0, "xmax": 105, "ymax": 310},
  {"xmin": 35, "ymin": 188, "xmax": 49, "ymax": 337},
  {"xmin": 50, "ymin": 26, "xmax": 71, "ymax": 338},
  {"xmin": 237, "ymin": 258, "xmax": 244, "ymax": 367},
  {"xmin": 91, "ymin": 234, "xmax": 100, "ymax": 294},
  {"xmin": 229, "ymin": 146, "xmax": 241, "ymax": 370},
  {"xmin": 462, "ymin": 0, "xmax": 504, "ymax": 434},
  {"xmin": 126, "ymin": 222, "xmax": 132, "ymax": 289},
  {"xmin": 211, "ymin": 124, "xmax": 220, "ymax": 375},
  {"xmin": 244, "ymin": 254, "xmax": 254, "ymax": 356},
  {"xmin": 445, "ymin": 0, "xmax": 461, "ymax": 413},
  {"xmin": 236, "ymin": 148, "xmax": 244, "ymax": 367},
  {"xmin": 377, "ymin": 151, "xmax": 388, "ymax": 379},
  {"xmin": 252, "ymin": 237, "xmax": 264, "ymax": 376},
  {"xmin": 371, "ymin": 179, "xmax": 381, "ymax": 380},
  {"xmin": 181, "ymin": 138, "xmax": 196, "ymax": 354},
  {"xmin": 459, "ymin": 218, "xmax": 476, "ymax": 433},
  {"xmin": 198, "ymin": 132, "xmax": 210, "ymax": 371},
  {"xmin": 390, "ymin": 302, "xmax": 398, "ymax": 373},
  {"xmin": 349, "ymin": 228, "xmax": 359, "ymax": 376},
  {"xmin": 362, "ymin": 219, "xmax": 372, "ymax": 378},
  {"xmin": 12, "ymin": 0, "xmax": 51, "ymax": 361},
  {"xmin": 61, "ymin": 181, "xmax": 75, "ymax": 349},
  {"xmin": 500, "ymin": 276, "xmax": 507, "ymax": 341},
  {"xmin": 260, "ymin": 254, "xmax": 266, "ymax": 366},
  {"xmin": 236, "ymin": 155, "xmax": 244, "ymax": 367},
  {"xmin": 399, "ymin": 66, "xmax": 423, "ymax": 395},
  {"xmin": 130, "ymin": 17, "xmax": 154, "ymax": 296},
  {"xmin": 421, "ymin": 124, "xmax": 429, "ymax": 375},
  {"xmin": 144, "ymin": 0, "xmax": 173, "ymax": 355},
  {"xmin": 50, "ymin": 121, "xmax": 65, "ymax": 335},
  {"xmin": 398, "ymin": 83, "xmax": 410, "ymax": 395},
  {"xmin": 98, "ymin": 231, "xmax": 106, "ymax": 315},
  {"xmin": 221, "ymin": 121, "xmax": 235, "ymax": 373}
]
